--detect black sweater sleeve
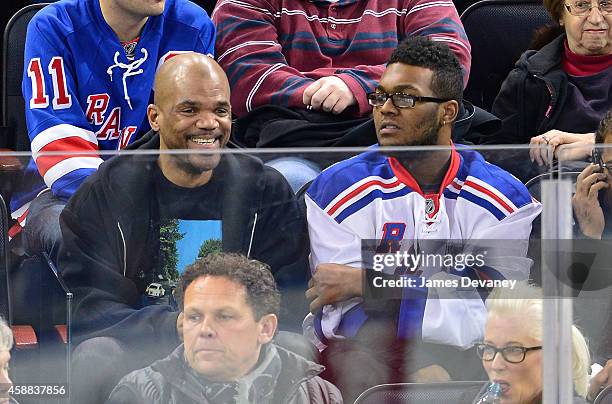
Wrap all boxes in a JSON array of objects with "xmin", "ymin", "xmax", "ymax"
[
  {"xmin": 58, "ymin": 179, "xmax": 179, "ymax": 352},
  {"xmin": 252, "ymin": 167, "xmax": 311, "ymax": 331}
]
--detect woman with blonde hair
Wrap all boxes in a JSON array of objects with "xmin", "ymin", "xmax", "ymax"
[{"xmin": 469, "ymin": 282, "xmax": 590, "ymax": 403}]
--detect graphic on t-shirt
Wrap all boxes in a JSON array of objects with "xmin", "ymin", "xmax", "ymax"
[{"xmin": 159, "ymin": 219, "xmax": 222, "ymax": 281}]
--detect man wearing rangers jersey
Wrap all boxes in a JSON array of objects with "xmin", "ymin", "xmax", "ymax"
[
  {"xmin": 11, "ymin": 0, "xmax": 215, "ymax": 259},
  {"xmin": 304, "ymin": 38, "xmax": 542, "ymax": 402}
]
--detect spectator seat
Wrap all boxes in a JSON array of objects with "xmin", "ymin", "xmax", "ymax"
[
  {"xmin": 461, "ymin": 0, "xmax": 553, "ymax": 112},
  {"xmin": 354, "ymin": 381, "xmax": 486, "ymax": 404}
]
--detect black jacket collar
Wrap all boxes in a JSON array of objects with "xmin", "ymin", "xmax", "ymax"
[{"xmin": 515, "ymin": 34, "xmax": 565, "ymax": 76}]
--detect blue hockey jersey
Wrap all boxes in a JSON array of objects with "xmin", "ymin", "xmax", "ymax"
[
  {"xmin": 303, "ymin": 146, "xmax": 542, "ymax": 351},
  {"xmin": 11, "ymin": 0, "xmax": 215, "ymax": 224}
]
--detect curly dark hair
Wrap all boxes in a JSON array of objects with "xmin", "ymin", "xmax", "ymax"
[
  {"xmin": 387, "ymin": 36, "xmax": 463, "ymax": 102},
  {"xmin": 595, "ymin": 109, "xmax": 612, "ymax": 144},
  {"xmin": 178, "ymin": 253, "xmax": 280, "ymax": 319}
]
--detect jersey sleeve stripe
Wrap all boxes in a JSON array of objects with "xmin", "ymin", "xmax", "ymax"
[
  {"xmin": 462, "ymin": 183, "xmax": 514, "ymax": 217},
  {"xmin": 335, "ymin": 187, "xmax": 412, "ymax": 223},
  {"xmin": 42, "ymin": 156, "xmax": 103, "ymax": 189},
  {"xmin": 30, "ymin": 124, "xmax": 98, "ymax": 154},
  {"xmin": 460, "ymin": 191, "xmax": 507, "ymax": 220},
  {"xmin": 326, "ymin": 177, "xmax": 402, "ymax": 216},
  {"xmin": 323, "ymin": 174, "xmax": 397, "ymax": 211},
  {"xmin": 465, "ymin": 176, "xmax": 518, "ymax": 211},
  {"xmin": 35, "ymin": 136, "xmax": 101, "ymax": 176}
]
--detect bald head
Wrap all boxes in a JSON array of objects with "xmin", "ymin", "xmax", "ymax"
[
  {"xmin": 147, "ymin": 52, "xmax": 232, "ymax": 188},
  {"xmin": 154, "ymin": 53, "xmax": 230, "ymax": 106}
]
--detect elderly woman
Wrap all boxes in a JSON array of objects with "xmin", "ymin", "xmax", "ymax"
[
  {"xmin": 467, "ymin": 284, "xmax": 591, "ymax": 403},
  {"xmin": 486, "ymin": 0, "xmax": 611, "ymax": 172},
  {"xmin": 0, "ymin": 317, "xmax": 14, "ymax": 404}
]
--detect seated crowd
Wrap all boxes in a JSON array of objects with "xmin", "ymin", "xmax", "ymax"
[{"xmin": 0, "ymin": 0, "xmax": 610, "ymax": 403}]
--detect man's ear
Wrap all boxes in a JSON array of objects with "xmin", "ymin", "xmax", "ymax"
[
  {"xmin": 177, "ymin": 312, "xmax": 184, "ymax": 342},
  {"xmin": 440, "ymin": 100, "xmax": 459, "ymax": 126},
  {"xmin": 257, "ymin": 314, "xmax": 278, "ymax": 345},
  {"xmin": 147, "ymin": 104, "xmax": 160, "ymax": 131}
]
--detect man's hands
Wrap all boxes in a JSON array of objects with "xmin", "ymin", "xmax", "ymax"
[
  {"xmin": 529, "ymin": 130, "xmax": 594, "ymax": 166},
  {"xmin": 306, "ymin": 263, "xmax": 363, "ymax": 313},
  {"xmin": 303, "ymin": 76, "xmax": 356, "ymax": 114},
  {"xmin": 572, "ymin": 163, "xmax": 608, "ymax": 239},
  {"xmin": 588, "ymin": 360, "xmax": 612, "ymax": 401}
]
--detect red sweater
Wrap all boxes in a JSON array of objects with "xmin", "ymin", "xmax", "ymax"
[{"xmin": 212, "ymin": 0, "xmax": 471, "ymax": 117}]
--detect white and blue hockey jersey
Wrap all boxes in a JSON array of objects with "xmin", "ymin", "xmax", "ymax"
[
  {"xmin": 303, "ymin": 146, "xmax": 542, "ymax": 351},
  {"xmin": 10, "ymin": 0, "xmax": 215, "ymax": 225}
]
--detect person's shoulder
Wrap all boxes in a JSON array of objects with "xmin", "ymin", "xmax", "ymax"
[
  {"xmin": 299, "ymin": 375, "xmax": 344, "ymax": 404},
  {"xmin": 514, "ymin": 34, "xmax": 565, "ymax": 75},
  {"xmin": 457, "ymin": 148, "xmax": 535, "ymax": 213},
  {"xmin": 571, "ymin": 393, "xmax": 589, "ymax": 404},
  {"xmin": 307, "ymin": 149, "xmax": 389, "ymax": 206},
  {"xmin": 221, "ymin": 153, "xmax": 292, "ymax": 191},
  {"xmin": 29, "ymin": 0, "xmax": 91, "ymax": 38},
  {"xmin": 228, "ymin": 152, "xmax": 267, "ymax": 172},
  {"xmin": 164, "ymin": 0, "xmax": 213, "ymax": 29},
  {"xmin": 274, "ymin": 344, "xmax": 342, "ymax": 403},
  {"xmin": 107, "ymin": 365, "xmax": 165, "ymax": 404}
]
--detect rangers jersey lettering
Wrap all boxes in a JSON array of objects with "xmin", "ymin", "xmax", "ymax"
[
  {"xmin": 303, "ymin": 146, "xmax": 541, "ymax": 351},
  {"xmin": 11, "ymin": 0, "xmax": 215, "ymax": 225}
]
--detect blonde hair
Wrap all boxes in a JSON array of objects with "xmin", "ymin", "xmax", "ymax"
[
  {"xmin": 0, "ymin": 316, "xmax": 12, "ymax": 352},
  {"xmin": 486, "ymin": 282, "xmax": 590, "ymax": 398}
]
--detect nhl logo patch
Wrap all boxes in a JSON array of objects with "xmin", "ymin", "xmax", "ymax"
[{"xmin": 425, "ymin": 198, "xmax": 435, "ymax": 216}]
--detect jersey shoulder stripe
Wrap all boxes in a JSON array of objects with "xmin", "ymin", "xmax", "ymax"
[
  {"xmin": 307, "ymin": 149, "xmax": 388, "ymax": 208},
  {"xmin": 307, "ymin": 150, "xmax": 414, "ymax": 223},
  {"xmin": 454, "ymin": 149, "xmax": 534, "ymax": 220}
]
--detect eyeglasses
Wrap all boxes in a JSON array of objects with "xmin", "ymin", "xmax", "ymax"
[
  {"xmin": 565, "ymin": 0, "xmax": 612, "ymax": 16},
  {"xmin": 475, "ymin": 343, "xmax": 543, "ymax": 364},
  {"xmin": 367, "ymin": 92, "xmax": 451, "ymax": 108}
]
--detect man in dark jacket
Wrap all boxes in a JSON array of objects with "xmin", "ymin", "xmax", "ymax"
[
  {"xmin": 107, "ymin": 253, "xmax": 341, "ymax": 404},
  {"xmin": 573, "ymin": 110, "xmax": 612, "ymax": 240},
  {"xmin": 59, "ymin": 53, "xmax": 309, "ymax": 403}
]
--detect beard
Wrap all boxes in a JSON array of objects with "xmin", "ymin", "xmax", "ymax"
[
  {"xmin": 172, "ymin": 153, "xmax": 222, "ymax": 176},
  {"xmin": 383, "ymin": 114, "xmax": 444, "ymax": 161},
  {"xmin": 407, "ymin": 114, "xmax": 443, "ymax": 147}
]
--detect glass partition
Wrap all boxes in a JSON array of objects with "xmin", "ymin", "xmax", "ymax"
[
  {"xmin": 556, "ymin": 143, "xmax": 612, "ymax": 404},
  {"xmin": 1, "ymin": 144, "xmax": 593, "ymax": 404}
]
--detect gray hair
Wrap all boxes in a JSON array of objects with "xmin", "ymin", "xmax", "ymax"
[{"xmin": 0, "ymin": 316, "xmax": 13, "ymax": 352}]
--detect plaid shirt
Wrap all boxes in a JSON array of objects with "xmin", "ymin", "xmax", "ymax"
[{"xmin": 212, "ymin": 0, "xmax": 471, "ymax": 117}]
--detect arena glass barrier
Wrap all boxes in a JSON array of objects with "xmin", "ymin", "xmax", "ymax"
[
  {"xmin": 555, "ymin": 143, "xmax": 612, "ymax": 404},
  {"xmin": 3, "ymin": 143, "xmax": 592, "ymax": 404}
]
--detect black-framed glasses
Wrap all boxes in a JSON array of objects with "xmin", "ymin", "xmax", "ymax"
[
  {"xmin": 565, "ymin": 0, "xmax": 612, "ymax": 15},
  {"xmin": 367, "ymin": 92, "xmax": 451, "ymax": 108},
  {"xmin": 475, "ymin": 343, "xmax": 543, "ymax": 364}
]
